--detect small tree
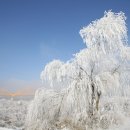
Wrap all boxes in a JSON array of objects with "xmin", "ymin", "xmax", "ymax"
[{"xmin": 26, "ymin": 11, "xmax": 130, "ymax": 130}]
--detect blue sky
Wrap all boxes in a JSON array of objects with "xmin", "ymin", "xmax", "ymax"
[{"xmin": 0, "ymin": 0, "xmax": 130, "ymax": 91}]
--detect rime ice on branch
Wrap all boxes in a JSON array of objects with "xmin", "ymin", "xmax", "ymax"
[
  {"xmin": 80, "ymin": 11, "xmax": 128, "ymax": 54},
  {"xmin": 26, "ymin": 11, "xmax": 130, "ymax": 130}
]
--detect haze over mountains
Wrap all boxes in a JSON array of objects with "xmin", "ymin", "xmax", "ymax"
[
  {"xmin": 0, "ymin": 87, "xmax": 36, "ymax": 97},
  {"xmin": 0, "ymin": 79, "xmax": 43, "ymax": 97}
]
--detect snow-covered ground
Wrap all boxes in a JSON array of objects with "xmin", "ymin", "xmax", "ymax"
[
  {"xmin": 1, "ymin": 97, "xmax": 130, "ymax": 130},
  {"xmin": 0, "ymin": 127, "xmax": 14, "ymax": 130},
  {"xmin": 0, "ymin": 98, "xmax": 31, "ymax": 130}
]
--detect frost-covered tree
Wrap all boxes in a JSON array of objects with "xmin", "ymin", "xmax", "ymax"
[{"xmin": 26, "ymin": 11, "xmax": 130, "ymax": 130}]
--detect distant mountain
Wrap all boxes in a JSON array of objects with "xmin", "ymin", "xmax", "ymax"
[{"xmin": 0, "ymin": 87, "xmax": 37, "ymax": 97}]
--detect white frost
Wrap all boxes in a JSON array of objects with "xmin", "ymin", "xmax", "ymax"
[{"xmin": 26, "ymin": 11, "xmax": 130, "ymax": 130}]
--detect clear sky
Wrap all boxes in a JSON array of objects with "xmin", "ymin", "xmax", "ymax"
[{"xmin": 0, "ymin": 0, "xmax": 130, "ymax": 91}]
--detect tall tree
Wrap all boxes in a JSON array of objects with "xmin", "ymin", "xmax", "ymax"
[{"xmin": 26, "ymin": 11, "xmax": 130, "ymax": 130}]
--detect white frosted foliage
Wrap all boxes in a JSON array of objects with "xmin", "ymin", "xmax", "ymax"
[
  {"xmin": 80, "ymin": 11, "xmax": 128, "ymax": 54},
  {"xmin": 26, "ymin": 11, "xmax": 130, "ymax": 130}
]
